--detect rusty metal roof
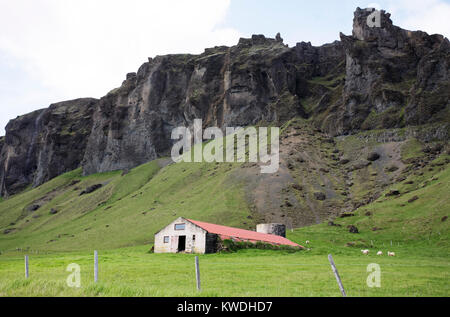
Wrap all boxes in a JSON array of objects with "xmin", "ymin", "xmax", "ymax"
[{"xmin": 187, "ymin": 219, "xmax": 303, "ymax": 248}]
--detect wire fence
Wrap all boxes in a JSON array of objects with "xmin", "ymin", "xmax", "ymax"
[{"xmin": 0, "ymin": 251, "xmax": 448, "ymax": 297}]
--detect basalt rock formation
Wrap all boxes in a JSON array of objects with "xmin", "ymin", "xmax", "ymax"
[
  {"xmin": 81, "ymin": 35, "xmax": 344, "ymax": 175},
  {"xmin": 0, "ymin": 8, "xmax": 449, "ymax": 197},
  {"xmin": 0, "ymin": 99, "xmax": 96, "ymax": 196},
  {"xmin": 318, "ymin": 8, "xmax": 449, "ymax": 135},
  {"xmin": 0, "ymin": 137, "xmax": 4, "ymax": 160}
]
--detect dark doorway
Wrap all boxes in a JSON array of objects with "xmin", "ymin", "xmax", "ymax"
[{"xmin": 178, "ymin": 236, "xmax": 186, "ymax": 252}]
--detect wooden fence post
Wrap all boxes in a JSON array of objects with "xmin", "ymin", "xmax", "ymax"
[
  {"xmin": 94, "ymin": 250, "xmax": 98, "ymax": 283},
  {"xmin": 25, "ymin": 255, "xmax": 29, "ymax": 279},
  {"xmin": 328, "ymin": 254, "xmax": 347, "ymax": 297},
  {"xmin": 195, "ymin": 256, "xmax": 201, "ymax": 291}
]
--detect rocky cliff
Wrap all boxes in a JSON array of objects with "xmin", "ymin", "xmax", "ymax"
[
  {"xmin": 0, "ymin": 99, "xmax": 96, "ymax": 196},
  {"xmin": 0, "ymin": 137, "xmax": 4, "ymax": 157},
  {"xmin": 0, "ymin": 8, "xmax": 448, "ymax": 197},
  {"xmin": 81, "ymin": 35, "xmax": 344, "ymax": 175},
  {"xmin": 317, "ymin": 8, "xmax": 449, "ymax": 135}
]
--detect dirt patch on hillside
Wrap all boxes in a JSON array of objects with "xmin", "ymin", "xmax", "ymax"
[{"xmin": 226, "ymin": 120, "xmax": 435, "ymax": 230}]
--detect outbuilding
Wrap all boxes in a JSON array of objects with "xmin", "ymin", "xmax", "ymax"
[{"xmin": 154, "ymin": 217, "xmax": 302, "ymax": 254}]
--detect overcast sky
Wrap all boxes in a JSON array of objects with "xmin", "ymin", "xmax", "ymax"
[{"xmin": 1, "ymin": 0, "xmax": 449, "ymax": 135}]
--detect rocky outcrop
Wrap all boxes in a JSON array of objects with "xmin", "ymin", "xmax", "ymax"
[
  {"xmin": 0, "ymin": 136, "xmax": 4, "ymax": 152},
  {"xmin": 0, "ymin": 98, "xmax": 97, "ymax": 196},
  {"xmin": 0, "ymin": 109, "xmax": 46, "ymax": 196},
  {"xmin": 0, "ymin": 136, "xmax": 5, "ymax": 196},
  {"xmin": 316, "ymin": 8, "xmax": 450, "ymax": 135},
  {"xmin": 292, "ymin": 41, "xmax": 344, "ymax": 78}
]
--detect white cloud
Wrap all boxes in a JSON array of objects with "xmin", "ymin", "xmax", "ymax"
[
  {"xmin": 386, "ymin": 0, "xmax": 450, "ymax": 37},
  {"xmin": 0, "ymin": 0, "xmax": 240, "ymax": 101}
]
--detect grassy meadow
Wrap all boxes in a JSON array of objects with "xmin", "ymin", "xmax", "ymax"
[{"xmin": 0, "ymin": 246, "xmax": 448, "ymax": 297}]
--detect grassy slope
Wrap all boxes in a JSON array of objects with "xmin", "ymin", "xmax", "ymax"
[
  {"xmin": 0, "ymin": 159, "xmax": 250, "ymax": 252},
  {"xmin": 290, "ymin": 159, "xmax": 449, "ymax": 257}
]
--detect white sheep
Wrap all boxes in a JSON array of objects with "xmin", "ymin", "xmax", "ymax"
[
  {"xmin": 377, "ymin": 251, "xmax": 383, "ymax": 256},
  {"xmin": 388, "ymin": 251, "xmax": 396, "ymax": 257},
  {"xmin": 305, "ymin": 240, "xmax": 310, "ymax": 244},
  {"xmin": 361, "ymin": 249, "xmax": 369, "ymax": 255}
]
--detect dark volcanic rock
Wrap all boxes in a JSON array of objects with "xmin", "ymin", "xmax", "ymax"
[
  {"xmin": 424, "ymin": 144, "xmax": 444, "ymax": 154},
  {"xmin": 386, "ymin": 189, "xmax": 401, "ymax": 197},
  {"xmin": 0, "ymin": 98, "xmax": 97, "ymax": 197},
  {"xmin": 314, "ymin": 192, "xmax": 327, "ymax": 201},
  {"xmin": 0, "ymin": 109, "xmax": 45, "ymax": 196},
  {"xmin": 0, "ymin": 137, "xmax": 4, "ymax": 156},
  {"xmin": 316, "ymin": 8, "xmax": 450, "ymax": 135},
  {"xmin": 81, "ymin": 36, "xmax": 340, "ymax": 175},
  {"xmin": 292, "ymin": 40, "xmax": 345, "ymax": 78},
  {"xmin": 27, "ymin": 204, "xmax": 40, "ymax": 212},
  {"xmin": 79, "ymin": 184, "xmax": 103, "ymax": 196},
  {"xmin": 348, "ymin": 225, "xmax": 359, "ymax": 234},
  {"xmin": 367, "ymin": 152, "xmax": 381, "ymax": 161},
  {"xmin": 69, "ymin": 180, "xmax": 81, "ymax": 186}
]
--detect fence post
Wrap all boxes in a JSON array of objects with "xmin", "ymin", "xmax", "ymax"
[
  {"xmin": 195, "ymin": 256, "xmax": 201, "ymax": 291},
  {"xmin": 94, "ymin": 250, "xmax": 98, "ymax": 283},
  {"xmin": 328, "ymin": 254, "xmax": 347, "ymax": 297},
  {"xmin": 25, "ymin": 255, "xmax": 29, "ymax": 279}
]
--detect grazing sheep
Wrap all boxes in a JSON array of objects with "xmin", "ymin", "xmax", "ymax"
[
  {"xmin": 305, "ymin": 240, "xmax": 310, "ymax": 244},
  {"xmin": 388, "ymin": 251, "xmax": 396, "ymax": 257},
  {"xmin": 361, "ymin": 249, "xmax": 369, "ymax": 255},
  {"xmin": 377, "ymin": 251, "xmax": 383, "ymax": 256}
]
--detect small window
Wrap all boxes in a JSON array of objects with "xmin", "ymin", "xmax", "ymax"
[
  {"xmin": 174, "ymin": 223, "xmax": 186, "ymax": 231},
  {"xmin": 163, "ymin": 236, "xmax": 169, "ymax": 243}
]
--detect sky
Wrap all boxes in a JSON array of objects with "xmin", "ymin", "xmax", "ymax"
[{"xmin": 0, "ymin": 0, "xmax": 449, "ymax": 135}]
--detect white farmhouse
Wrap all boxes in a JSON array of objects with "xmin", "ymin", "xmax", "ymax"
[{"xmin": 154, "ymin": 217, "xmax": 302, "ymax": 254}]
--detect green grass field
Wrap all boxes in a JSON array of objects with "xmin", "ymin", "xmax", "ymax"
[
  {"xmin": 0, "ymin": 246, "xmax": 448, "ymax": 297},
  {"xmin": 0, "ymin": 129, "xmax": 448, "ymax": 297}
]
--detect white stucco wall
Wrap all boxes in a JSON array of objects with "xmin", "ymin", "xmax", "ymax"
[{"xmin": 154, "ymin": 217, "xmax": 208, "ymax": 254}]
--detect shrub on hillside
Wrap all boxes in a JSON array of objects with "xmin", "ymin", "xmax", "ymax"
[{"xmin": 219, "ymin": 239, "xmax": 301, "ymax": 253}]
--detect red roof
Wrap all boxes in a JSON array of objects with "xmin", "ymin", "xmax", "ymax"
[{"xmin": 187, "ymin": 219, "xmax": 303, "ymax": 248}]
